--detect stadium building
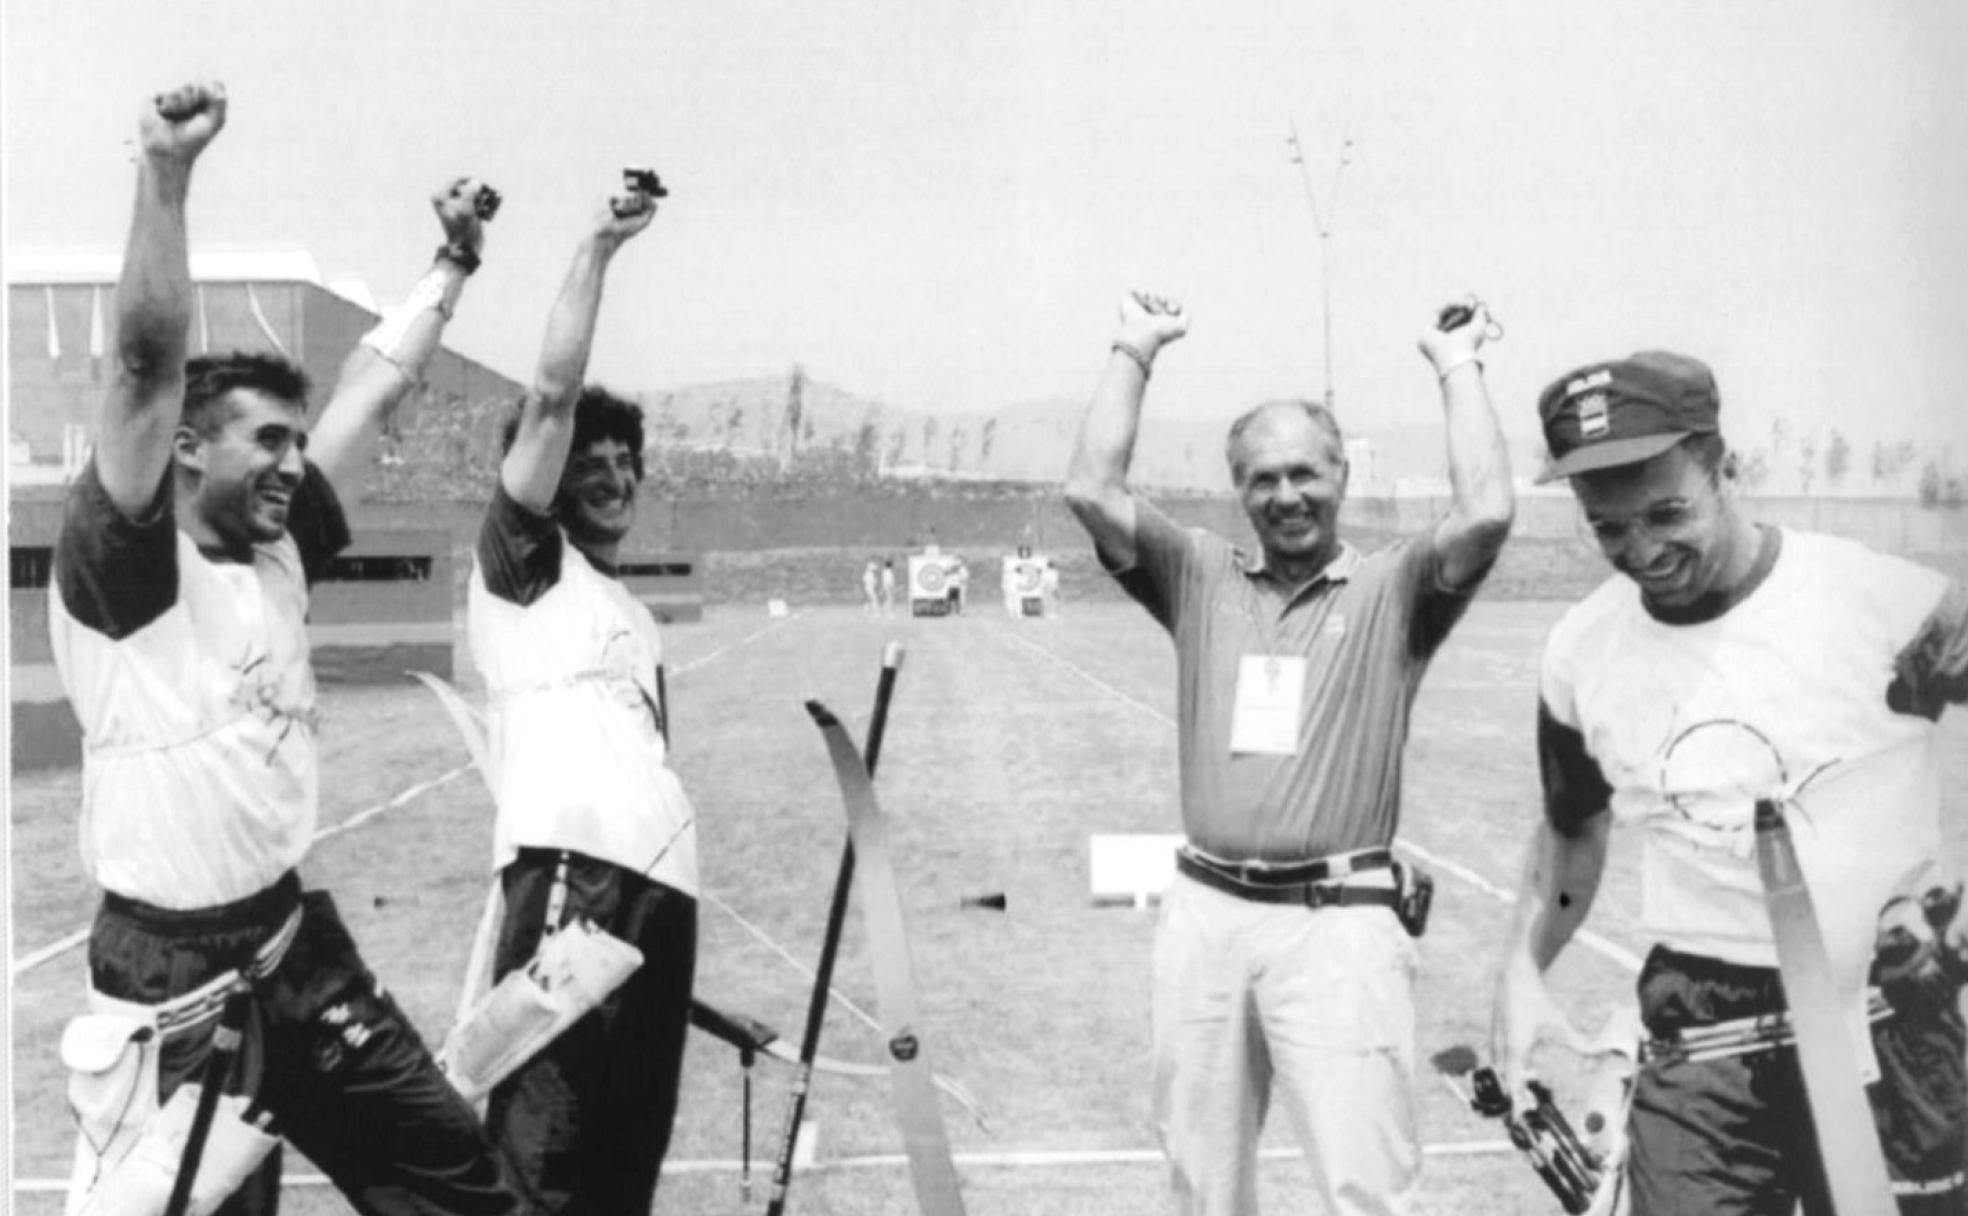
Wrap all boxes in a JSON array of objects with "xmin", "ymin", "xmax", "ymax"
[
  {"xmin": 6, "ymin": 247, "xmax": 521, "ymax": 483},
  {"xmin": 6, "ymin": 248, "xmax": 529, "ymax": 769}
]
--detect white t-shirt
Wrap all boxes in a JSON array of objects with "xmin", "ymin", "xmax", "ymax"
[
  {"xmin": 468, "ymin": 489, "xmax": 699, "ymax": 896},
  {"xmin": 1540, "ymin": 529, "xmax": 1958, "ymax": 993},
  {"xmin": 50, "ymin": 462, "xmax": 348, "ymax": 908}
]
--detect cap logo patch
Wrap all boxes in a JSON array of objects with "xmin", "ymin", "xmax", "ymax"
[
  {"xmin": 1578, "ymin": 393, "xmax": 1611, "ymax": 438},
  {"xmin": 1566, "ymin": 369, "xmax": 1613, "ymax": 397}
]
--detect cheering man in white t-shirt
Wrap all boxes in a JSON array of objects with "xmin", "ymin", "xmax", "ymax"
[
  {"xmin": 464, "ymin": 178, "xmax": 693, "ymax": 1215},
  {"xmin": 51, "ymin": 82, "xmax": 520, "ymax": 1216},
  {"xmin": 1490, "ymin": 351, "xmax": 1968, "ymax": 1215}
]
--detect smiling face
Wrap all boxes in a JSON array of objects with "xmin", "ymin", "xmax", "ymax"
[
  {"xmin": 555, "ymin": 436, "xmax": 640, "ymax": 554},
  {"xmin": 179, "ymin": 387, "xmax": 309, "ymax": 552},
  {"xmin": 1572, "ymin": 440, "xmax": 1753, "ymax": 611},
  {"xmin": 1228, "ymin": 403, "xmax": 1349, "ymax": 577}
]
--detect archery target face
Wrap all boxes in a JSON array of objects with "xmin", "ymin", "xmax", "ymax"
[{"xmin": 912, "ymin": 556, "xmax": 949, "ymax": 596}]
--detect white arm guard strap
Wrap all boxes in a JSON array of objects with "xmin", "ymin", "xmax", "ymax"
[{"xmin": 358, "ymin": 262, "xmax": 467, "ymax": 378}]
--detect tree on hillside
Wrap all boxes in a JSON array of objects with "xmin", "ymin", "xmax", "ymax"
[
  {"xmin": 1872, "ymin": 439, "xmax": 1918, "ymax": 489},
  {"xmin": 980, "ymin": 417, "xmax": 998, "ymax": 467},
  {"xmin": 921, "ymin": 417, "xmax": 940, "ymax": 465},
  {"xmin": 725, "ymin": 403, "xmax": 747, "ymax": 448},
  {"xmin": 1823, "ymin": 429, "xmax": 1850, "ymax": 489},
  {"xmin": 855, "ymin": 419, "xmax": 881, "ymax": 476},
  {"xmin": 1795, "ymin": 431, "xmax": 1819, "ymax": 495},
  {"xmin": 782, "ymin": 363, "xmax": 806, "ymax": 471},
  {"xmin": 1767, "ymin": 418, "xmax": 1791, "ymax": 460},
  {"xmin": 947, "ymin": 423, "xmax": 968, "ymax": 472},
  {"xmin": 1918, "ymin": 454, "xmax": 1967, "ymax": 507},
  {"xmin": 886, "ymin": 426, "xmax": 908, "ymax": 471},
  {"xmin": 1735, "ymin": 449, "xmax": 1771, "ymax": 493}
]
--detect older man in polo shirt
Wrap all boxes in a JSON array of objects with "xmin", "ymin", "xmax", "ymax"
[{"xmin": 1065, "ymin": 290, "xmax": 1515, "ymax": 1215}]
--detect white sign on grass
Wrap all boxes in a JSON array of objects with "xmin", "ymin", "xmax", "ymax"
[{"xmin": 1088, "ymin": 833, "xmax": 1184, "ymax": 908}]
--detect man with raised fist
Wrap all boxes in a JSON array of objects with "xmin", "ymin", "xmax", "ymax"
[
  {"xmin": 1065, "ymin": 290, "xmax": 1514, "ymax": 1215},
  {"xmin": 463, "ymin": 176, "xmax": 696, "ymax": 1215},
  {"xmin": 50, "ymin": 82, "xmax": 520, "ymax": 1215}
]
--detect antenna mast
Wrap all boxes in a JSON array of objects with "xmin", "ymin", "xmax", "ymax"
[{"xmin": 1286, "ymin": 120, "xmax": 1352, "ymax": 411}]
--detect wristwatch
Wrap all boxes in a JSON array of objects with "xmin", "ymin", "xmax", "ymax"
[{"xmin": 435, "ymin": 242, "xmax": 481, "ymax": 276}]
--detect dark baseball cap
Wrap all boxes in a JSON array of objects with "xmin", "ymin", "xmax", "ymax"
[{"xmin": 1535, "ymin": 351, "xmax": 1720, "ymax": 483}]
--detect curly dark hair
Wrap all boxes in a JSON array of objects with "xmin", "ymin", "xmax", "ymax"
[
  {"xmin": 500, "ymin": 386, "xmax": 646, "ymax": 482},
  {"xmin": 182, "ymin": 352, "xmax": 311, "ymax": 436}
]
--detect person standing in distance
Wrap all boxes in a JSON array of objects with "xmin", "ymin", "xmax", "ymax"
[
  {"xmin": 465, "ymin": 176, "xmax": 695, "ymax": 1215},
  {"xmin": 51, "ymin": 81, "xmax": 520, "ymax": 1215},
  {"xmin": 1489, "ymin": 351, "xmax": 1968, "ymax": 1214},
  {"xmin": 1064, "ymin": 289, "xmax": 1514, "ymax": 1215}
]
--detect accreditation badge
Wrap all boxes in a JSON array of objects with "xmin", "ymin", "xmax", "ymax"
[{"xmin": 1229, "ymin": 655, "xmax": 1305, "ymax": 756}]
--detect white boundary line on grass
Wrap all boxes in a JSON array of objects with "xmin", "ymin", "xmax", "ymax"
[
  {"xmin": 9, "ymin": 614, "xmax": 797, "ymax": 980},
  {"xmin": 9, "ymin": 1137, "xmax": 1521, "ymax": 1192},
  {"xmin": 993, "ymin": 626, "xmax": 1645, "ymax": 974}
]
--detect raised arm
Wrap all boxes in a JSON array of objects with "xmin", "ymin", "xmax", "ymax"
[
  {"xmin": 1415, "ymin": 302, "xmax": 1515, "ymax": 588},
  {"xmin": 500, "ymin": 187, "xmax": 658, "ymax": 510},
  {"xmin": 306, "ymin": 178, "xmax": 491, "ymax": 484},
  {"xmin": 97, "ymin": 82, "xmax": 227, "ymax": 515},
  {"xmin": 1062, "ymin": 291, "xmax": 1189, "ymax": 567}
]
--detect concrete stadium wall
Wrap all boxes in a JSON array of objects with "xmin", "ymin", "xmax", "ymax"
[{"xmin": 636, "ymin": 491, "xmax": 1967, "ymax": 558}]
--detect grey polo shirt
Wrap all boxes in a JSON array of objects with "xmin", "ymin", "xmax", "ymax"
[{"xmin": 1106, "ymin": 497, "xmax": 1483, "ymax": 861}]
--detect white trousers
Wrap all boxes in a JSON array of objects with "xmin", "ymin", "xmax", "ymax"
[{"xmin": 1152, "ymin": 873, "xmax": 1421, "ymax": 1216}]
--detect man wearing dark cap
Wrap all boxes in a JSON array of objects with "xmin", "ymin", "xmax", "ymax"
[
  {"xmin": 1490, "ymin": 350, "xmax": 1968, "ymax": 1214},
  {"xmin": 1067, "ymin": 289, "xmax": 1514, "ymax": 1215}
]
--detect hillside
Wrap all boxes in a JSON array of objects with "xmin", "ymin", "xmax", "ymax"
[
  {"xmin": 358, "ymin": 366, "xmax": 1947, "ymax": 503},
  {"xmin": 631, "ymin": 368, "xmax": 1550, "ymax": 493}
]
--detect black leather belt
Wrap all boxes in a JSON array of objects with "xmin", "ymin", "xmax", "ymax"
[{"xmin": 1176, "ymin": 847, "xmax": 1397, "ymax": 908}]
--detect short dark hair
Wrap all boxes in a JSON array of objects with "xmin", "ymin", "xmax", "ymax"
[
  {"xmin": 182, "ymin": 352, "xmax": 310, "ymax": 437},
  {"xmin": 1680, "ymin": 431, "xmax": 1728, "ymax": 478},
  {"xmin": 500, "ymin": 386, "xmax": 646, "ymax": 482},
  {"xmin": 1225, "ymin": 399, "xmax": 1346, "ymax": 477}
]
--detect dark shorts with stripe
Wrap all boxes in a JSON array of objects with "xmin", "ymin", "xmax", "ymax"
[
  {"xmin": 1629, "ymin": 946, "xmax": 1967, "ymax": 1216},
  {"xmin": 486, "ymin": 848, "xmax": 698, "ymax": 1216},
  {"xmin": 89, "ymin": 871, "xmax": 522, "ymax": 1216}
]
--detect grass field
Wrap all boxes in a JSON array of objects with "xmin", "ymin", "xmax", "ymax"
[{"xmin": 11, "ymin": 598, "xmax": 1968, "ymax": 1215}]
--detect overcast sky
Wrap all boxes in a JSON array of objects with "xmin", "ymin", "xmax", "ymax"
[{"xmin": 6, "ymin": 0, "xmax": 1966, "ymax": 459}]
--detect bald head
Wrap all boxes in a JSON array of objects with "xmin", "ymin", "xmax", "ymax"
[
  {"xmin": 1223, "ymin": 399, "xmax": 1350, "ymax": 580},
  {"xmin": 1226, "ymin": 399, "xmax": 1346, "ymax": 484}
]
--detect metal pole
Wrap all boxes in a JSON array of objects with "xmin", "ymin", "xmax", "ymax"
[
  {"xmin": 1286, "ymin": 120, "xmax": 1350, "ymax": 412},
  {"xmin": 1320, "ymin": 233, "xmax": 1334, "ymax": 411}
]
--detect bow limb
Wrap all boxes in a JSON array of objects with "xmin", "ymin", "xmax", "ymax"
[
  {"xmin": 410, "ymin": 673, "xmax": 990, "ymax": 1135},
  {"xmin": 409, "ymin": 671, "xmax": 495, "ymax": 789},
  {"xmin": 808, "ymin": 701, "xmax": 969, "ymax": 1214},
  {"xmin": 690, "ymin": 996, "xmax": 988, "ymax": 1130}
]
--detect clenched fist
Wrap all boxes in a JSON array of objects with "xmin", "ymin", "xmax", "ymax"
[
  {"xmin": 432, "ymin": 177, "xmax": 493, "ymax": 254},
  {"xmin": 1116, "ymin": 290, "xmax": 1190, "ymax": 361},
  {"xmin": 140, "ymin": 81, "xmax": 227, "ymax": 166}
]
